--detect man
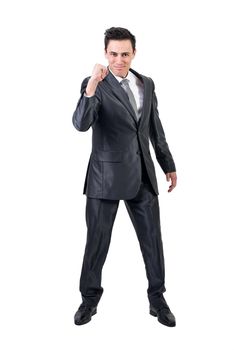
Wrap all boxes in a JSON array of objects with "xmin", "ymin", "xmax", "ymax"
[{"xmin": 72, "ymin": 27, "xmax": 177, "ymax": 327}]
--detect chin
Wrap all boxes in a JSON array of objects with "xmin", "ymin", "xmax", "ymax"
[{"xmin": 114, "ymin": 69, "xmax": 128, "ymax": 78}]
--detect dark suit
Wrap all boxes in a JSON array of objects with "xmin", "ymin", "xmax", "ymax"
[{"xmin": 72, "ymin": 69, "xmax": 176, "ymax": 308}]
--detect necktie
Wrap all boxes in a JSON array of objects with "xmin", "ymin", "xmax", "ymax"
[{"xmin": 120, "ymin": 79, "xmax": 139, "ymax": 120}]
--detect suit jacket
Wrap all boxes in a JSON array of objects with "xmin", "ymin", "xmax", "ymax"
[{"xmin": 72, "ymin": 68, "xmax": 176, "ymax": 199}]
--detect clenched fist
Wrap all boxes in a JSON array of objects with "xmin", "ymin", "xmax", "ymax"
[
  {"xmin": 91, "ymin": 64, "xmax": 109, "ymax": 82},
  {"xmin": 85, "ymin": 64, "xmax": 109, "ymax": 96}
]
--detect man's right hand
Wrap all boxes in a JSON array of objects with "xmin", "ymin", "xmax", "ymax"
[{"xmin": 85, "ymin": 64, "xmax": 108, "ymax": 96}]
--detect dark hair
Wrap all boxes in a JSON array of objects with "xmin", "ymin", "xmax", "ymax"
[{"xmin": 104, "ymin": 27, "xmax": 136, "ymax": 51}]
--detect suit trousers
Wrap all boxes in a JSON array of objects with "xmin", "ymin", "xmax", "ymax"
[{"xmin": 79, "ymin": 158, "xmax": 167, "ymax": 309}]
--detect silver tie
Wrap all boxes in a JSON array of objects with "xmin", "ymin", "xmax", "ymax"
[{"xmin": 120, "ymin": 79, "xmax": 139, "ymax": 120}]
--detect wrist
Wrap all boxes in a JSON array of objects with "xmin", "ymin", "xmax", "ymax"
[{"xmin": 85, "ymin": 77, "xmax": 99, "ymax": 96}]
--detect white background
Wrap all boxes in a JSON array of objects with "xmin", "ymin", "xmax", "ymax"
[{"xmin": 1, "ymin": 0, "xmax": 234, "ymax": 348}]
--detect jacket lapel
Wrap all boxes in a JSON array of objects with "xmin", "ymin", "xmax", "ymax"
[
  {"xmin": 102, "ymin": 69, "xmax": 151, "ymax": 127},
  {"xmin": 130, "ymin": 68, "xmax": 151, "ymax": 129},
  {"xmin": 103, "ymin": 71, "xmax": 138, "ymax": 124}
]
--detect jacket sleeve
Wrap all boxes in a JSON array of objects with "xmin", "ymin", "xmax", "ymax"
[
  {"xmin": 72, "ymin": 77, "xmax": 101, "ymax": 131},
  {"xmin": 149, "ymin": 82, "xmax": 176, "ymax": 174}
]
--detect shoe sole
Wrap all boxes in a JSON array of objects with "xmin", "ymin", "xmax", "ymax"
[
  {"xmin": 74, "ymin": 308, "xmax": 97, "ymax": 326},
  {"xmin": 150, "ymin": 309, "xmax": 176, "ymax": 327}
]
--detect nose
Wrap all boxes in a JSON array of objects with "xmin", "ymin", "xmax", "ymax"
[{"xmin": 116, "ymin": 55, "xmax": 123, "ymax": 64}]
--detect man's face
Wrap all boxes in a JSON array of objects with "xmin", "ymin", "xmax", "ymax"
[{"xmin": 105, "ymin": 39, "xmax": 136, "ymax": 78}]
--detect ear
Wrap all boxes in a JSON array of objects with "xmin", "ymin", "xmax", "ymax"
[{"xmin": 133, "ymin": 49, "xmax": 136, "ymax": 57}]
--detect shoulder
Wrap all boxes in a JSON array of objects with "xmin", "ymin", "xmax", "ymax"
[
  {"xmin": 142, "ymin": 75, "xmax": 155, "ymax": 90},
  {"xmin": 130, "ymin": 68, "xmax": 155, "ymax": 89}
]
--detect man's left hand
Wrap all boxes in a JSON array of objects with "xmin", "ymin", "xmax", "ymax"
[{"xmin": 166, "ymin": 172, "xmax": 177, "ymax": 192}]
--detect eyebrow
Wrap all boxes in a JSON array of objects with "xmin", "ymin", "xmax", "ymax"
[{"xmin": 110, "ymin": 51, "xmax": 130, "ymax": 55}]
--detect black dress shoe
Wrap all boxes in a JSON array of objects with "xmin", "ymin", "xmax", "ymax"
[
  {"xmin": 150, "ymin": 305, "xmax": 176, "ymax": 327},
  {"xmin": 74, "ymin": 303, "xmax": 97, "ymax": 325}
]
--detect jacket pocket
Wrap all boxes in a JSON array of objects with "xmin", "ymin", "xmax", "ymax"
[{"xmin": 91, "ymin": 150, "xmax": 123, "ymax": 162}]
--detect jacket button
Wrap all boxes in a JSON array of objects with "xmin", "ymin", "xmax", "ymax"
[{"xmin": 136, "ymin": 151, "xmax": 141, "ymax": 155}]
